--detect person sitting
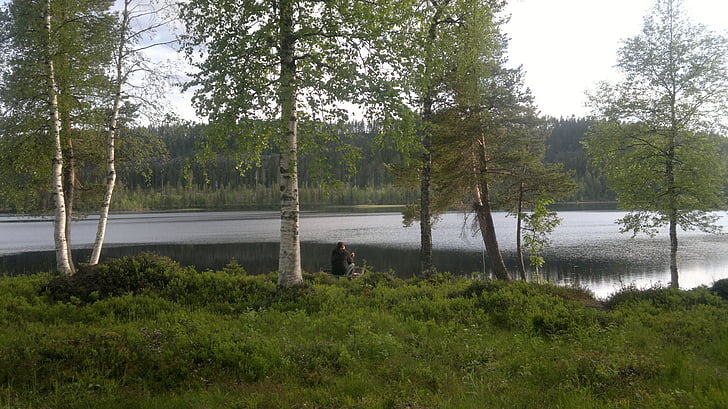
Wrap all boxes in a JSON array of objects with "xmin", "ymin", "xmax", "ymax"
[{"xmin": 331, "ymin": 241, "xmax": 355, "ymax": 277}]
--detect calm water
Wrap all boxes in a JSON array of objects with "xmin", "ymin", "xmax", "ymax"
[{"xmin": 1, "ymin": 210, "xmax": 727, "ymax": 298}]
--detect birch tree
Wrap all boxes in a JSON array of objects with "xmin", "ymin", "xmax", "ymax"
[
  {"xmin": 89, "ymin": 0, "xmax": 177, "ymax": 265},
  {"xmin": 180, "ymin": 0, "xmax": 398, "ymax": 288},
  {"xmin": 43, "ymin": 0, "xmax": 73, "ymax": 274},
  {"xmin": 50, "ymin": 0, "xmax": 115, "ymax": 268},
  {"xmin": 0, "ymin": 0, "xmax": 116, "ymax": 274},
  {"xmin": 585, "ymin": 0, "xmax": 728, "ymax": 288}
]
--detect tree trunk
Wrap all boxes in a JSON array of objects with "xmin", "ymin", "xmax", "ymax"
[
  {"xmin": 89, "ymin": 124, "xmax": 117, "ymax": 265},
  {"xmin": 55, "ymin": 3, "xmax": 76, "ymax": 268},
  {"xmin": 89, "ymin": 0, "xmax": 130, "ymax": 266},
  {"xmin": 63, "ymin": 138, "xmax": 75, "ymax": 267},
  {"xmin": 418, "ymin": 4, "xmax": 447, "ymax": 275},
  {"xmin": 276, "ymin": 0, "xmax": 303, "ymax": 288},
  {"xmin": 666, "ymin": 125, "xmax": 679, "ymax": 288},
  {"xmin": 473, "ymin": 182, "xmax": 510, "ymax": 280},
  {"xmin": 669, "ymin": 211, "xmax": 679, "ymax": 288},
  {"xmin": 471, "ymin": 137, "xmax": 509, "ymax": 280},
  {"xmin": 516, "ymin": 182, "xmax": 527, "ymax": 280},
  {"xmin": 419, "ymin": 97, "xmax": 433, "ymax": 274},
  {"xmin": 44, "ymin": 0, "xmax": 73, "ymax": 275}
]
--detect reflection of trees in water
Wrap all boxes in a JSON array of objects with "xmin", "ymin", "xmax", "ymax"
[
  {"xmin": 536, "ymin": 257, "xmax": 667, "ymax": 289},
  {"xmin": 1, "ymin": 251, "xmax": 58, "ymax": 276},
  {"xmin": 1, "ymin": 244, "xmax": 282, "ymax": 276},
  {"xmin": 0, "ymin": 241, "xmax": 698, "ymax": 293}
]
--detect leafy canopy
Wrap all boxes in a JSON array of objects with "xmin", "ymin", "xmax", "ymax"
[
  {"xmin": 179, "ymin": 0, "xmax": 404, "ymax": 170},
  {"xmin": 585, "ymin": 0, "xmax": 728, "ymax": 236}
]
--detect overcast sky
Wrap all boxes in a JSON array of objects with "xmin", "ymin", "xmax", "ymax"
[{"xmin": 503, "ymin": 0, "xmax": 728, "ymax": 118}]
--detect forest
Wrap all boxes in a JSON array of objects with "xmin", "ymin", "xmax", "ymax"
[
  {"xmin": 89, "ymin": 117, "xmax": 611, "ymax": 212},
  {"xmin": 0, "ymin": 116, "xmax": 610, "ymax": 213}
]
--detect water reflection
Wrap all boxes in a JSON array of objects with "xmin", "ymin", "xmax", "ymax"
[
  {"xmin": 0, "ymin": 242, "xmax": 481, "ymax": 278},
  {"xmin": 0, "ymin": 240, "xmax": 700, "ymax": 299},
  {"xmin": 1, "ymin": 210, "xmax": 727, "ymax": 299}
]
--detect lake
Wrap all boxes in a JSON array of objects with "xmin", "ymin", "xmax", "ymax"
[{"xmin": 1, "ymin": 210, "xmax": 727, "ymax": 299}]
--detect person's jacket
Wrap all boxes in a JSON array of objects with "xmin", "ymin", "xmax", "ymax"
[{"xmin": 331, "ymin": 248, "xmax": 353, "ymax": 275}]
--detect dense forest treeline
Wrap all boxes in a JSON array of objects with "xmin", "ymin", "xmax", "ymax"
[
  {"xmin": 0, "ymin": 117, "xmax": 610, "ymax": 213},
  {"xmin": 544, "ymin": 117, "xmax": 615, "ymax": 202}
]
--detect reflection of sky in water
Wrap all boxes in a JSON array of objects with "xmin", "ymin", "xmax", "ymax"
[{"xmin": 1, "ymin": 210, "xmax": 727, "ymax": 299}]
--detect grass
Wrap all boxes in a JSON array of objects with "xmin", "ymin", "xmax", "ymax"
[{"xmin": 1, "ymin": 253, "xmax": 727, "ymax": 408}]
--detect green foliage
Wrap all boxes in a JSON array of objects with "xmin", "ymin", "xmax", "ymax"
[
  {"xmin": 450, "ymin": 279, "xmax": 608, "ymax": 336},
  {"xmin": 1, "ymin": 255, "xmax": 727, "ymax": 408},
  {"xmin": 585, "ymin": 0, "xmax": 728, "ymax": 288},
  {"xmin": 109, "ymin": 184, "xmax": 418, "ymax": 212},
  {"xmin": 0, "ymin": 0, "xmax": 118, "ymax": 213},
  {"xmin": 522, "ymin": 198, "xmax": 562, "ymax": 269},
  {"xmin": 44, "ymin": 253, "xmax": 188, "ymax": 303},
  {"xmin": 605, "ymin": 283, "xmax": 724, "ymax": 311},
  {"xmin": 585, "ymin": 0, "xmax": 728, "ymax": 226},
  {"xmin": 9, "ymin": 117, "xmax": 623, "ymax": 216},
  {"xmin": 711, "ymin": 278, "xmax": 728, "ymax": 300},
  {"xmin": 178, "ymin": 0, "xmax": 408, "ymax": 187},
  {"xmin": 586, "ymin": 121, "xmax": 727, "ymax": 236}
]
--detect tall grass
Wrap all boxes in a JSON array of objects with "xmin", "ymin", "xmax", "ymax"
[{"xmin": 1, "ymin": 254, "xmax": 726, "ymax": 408}]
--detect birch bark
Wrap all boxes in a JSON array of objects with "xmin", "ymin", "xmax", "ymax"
[
  {"xmin": 88, "ymin": 0, "xmax": 133, "ymax": 265},
  {"xmin": 44, "ymin": 0, "xmax": 73, "ymax": 275},
  {"xmin": 276, "ymin": 0, "xmax": 303, "ymax": 288}
]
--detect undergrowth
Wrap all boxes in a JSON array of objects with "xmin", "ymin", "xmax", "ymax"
[{"xmin": 0, "ymin": 253, "xmax": 726, "ymax": 408}]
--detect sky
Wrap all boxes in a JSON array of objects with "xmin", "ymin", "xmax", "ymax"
[{"xmin": 503, "ymin": 0, "xmax": 728, "ymax": 118}]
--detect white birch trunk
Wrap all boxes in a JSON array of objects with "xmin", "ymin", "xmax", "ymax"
[
  {"xmin": 89, "ymin": 0, "xmax": 129, "ymax": 265},
  {"xmin": 44, "ymin": 0, "xmax": 73, "ymax": 275},
  {"xmin": 277, "ymin": 116, "xmax": 303, "ymax": 288},
  {"xmin": 89, "ymin": 84, "xmax": 120, "ymax": 265},
  {"xmin": 276, "ymin": 78, "xmax": 303, "ymax": 288},
  {"xmin": 276, "ymin": 0, "xmax": 303, "ymax": 288}
]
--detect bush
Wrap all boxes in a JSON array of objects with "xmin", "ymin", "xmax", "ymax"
[
  {"xmin": 711, "ymin": 278, "xmax": 728, "ymax": 300},
  {"xmin": 357, "ymin": 270, "xmax": 401, "ymax": 288},
  {"xmin": 605, "ymin": 283, "xmax": 724, "ymax": 311},
  {"xmin": 161, "ymin": 270, "xmax": 276, "ymax": 311},
  {"xmin": 43, "ymin": 253, "xmax": 188, "ymax": 303},
  {"xmin": 447, "ymin": 279, "xmax": 608, "ymax": 336}
]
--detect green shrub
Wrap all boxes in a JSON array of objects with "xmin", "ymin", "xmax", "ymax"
[
  {"xmin": 162, "ymin": 270, "xmax": 276, "ymax": 311},
  {"xmin": 448, "ymin": 279, "xmax": 609, "ymax": 337},
  {"xmin": 302, "ymin": 270, "xmax": 340, "ymax": 286},
  {"xmin": 357, "ymin": 270, "xmax": 401, "ymax": 289},
  {"xmin": 266, "ymin": 283, "xmax": 324, "ymax": 313},
  {"xmin": 449, "ymin": 278, "xmax": 509, "ymax": 298},
  {"xmin": 43, "ymin": 253, "xmax": 187, "ymax": 303},
  {"xmin": 605, "ymin": 283, "xmax": 724, "ymax": 311},
  {"xmin": 711, "ymin": 278, "xmax": 728, "ymax": 300}
]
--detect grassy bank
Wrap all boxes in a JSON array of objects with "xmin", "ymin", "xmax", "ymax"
[{"xmin": 1, "ymin": 253, "xmax": 727, "ymax": 408}]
